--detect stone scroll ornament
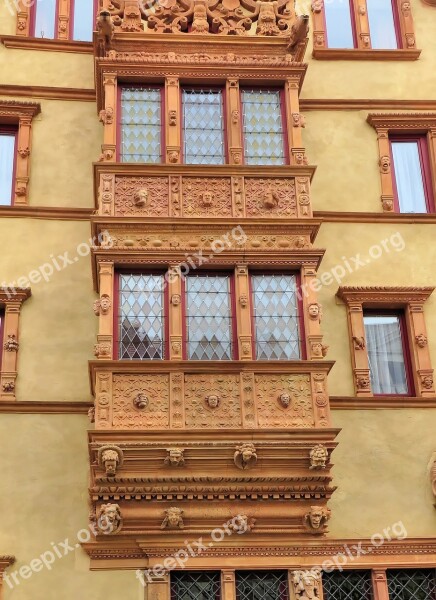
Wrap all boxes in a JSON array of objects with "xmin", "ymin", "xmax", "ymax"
[{"xmin": 98, "ymin": 0, "xmax": 309, "ymax": 49}]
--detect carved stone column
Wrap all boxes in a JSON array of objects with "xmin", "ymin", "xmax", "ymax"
[
  {"xmin": 301, "ymin": 265, "xmax": 326, "ymax": 361},
  {"xmin": 353, "ymin": 0, "xmax": 371, "ymax": 49},
  {"xmin": 165, "ymin": 77, "xmax": 181, "ymax": 164},
  {"xmin": 14, "ymin": 116, "xmax": 33, "ymax": 206},
  {"xmin": 234, "ymin": 265, "xmax": 253, "ymax": 360},
  {"xmin": 221, "ymin": 571, "xmax": 236, "ymax": 600},
  {"xmin": 0, "ymin": 303, "xmax": 21, "ymax": 400},
  {"xmin": 284, "ymin": 78, "xmax": 304, "ymax": 160},
  {"xmin": 407, "ymin": 302, "xmax": 435, "ymax": 396},
  {"xmin": 169, "ymin": 265, "xmax": 183, "ymax": 360},
  {"xmin": 94, "ymin": 262, "xmax": 114, "ymax": 361},
  {"xmin": 399, "ymin": 0, "xmax": 417, "ymax": 50},
  {"xmin": 372, "ymin": 569, "xmax": 389, "ymax": 600},
  {"xmin": 100, "ymin": 73, "xmax": 117, "ymax": 162},
  {"xmin": 311, "ymin": 0, "xmax": 326, "ymax": 50},
  {"xmin": 226, "ymin": 79, "xmax": 243, "ymax": 165},
  {"xmin": 347, "ymin": 302, "xmax": 372, "ymax": 397},
  {"xmin": 376, "ymin": 128, "xmax": 394, "ymax": 212},
  {"xmin": 15, "ymin": 1, "xmax": 31, "ymax": 36},
  {"xmin": 145, "ymin": 572, "xmax": 170, "ymax": 600},
  {"xmin": 58, "ymin": 0, "xmax": 71, "ymax": 40}
]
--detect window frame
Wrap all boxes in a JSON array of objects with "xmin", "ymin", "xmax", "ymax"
[
  {"xmin": 180, "ymin": 85, "xmax": 228, "ymax": 165},
  {"xmin": 249, "ymin": 271, "xmax": 306, "ymax": 361},
  {"xmin": 0, "ymin": 126, "xmax": 18, "ymax": 207},
  {"xmin": 389, "ymin": 135, "xmax": 435, "ymax": 214},
  {"xmin": 239, "ymin": 87, "xmax": 289, "ymax": 166},
  {"xmin": 113, "ymin": 270, "xmax": 170, "ymax": 361},
  {"xmin": 117, "ymin": 84, "xmax": 166, "ymax": 164},
  {"xmin": 70, "ymin": 0, "xmax": 98, "ymax": 42},
  {"xmin": 28, "ymin": 0, "xmax": 97, "ymax": 41},
  {"xmin": 337, "ymin": 286, "xmax": 435, "ymax": 398},
  {"xmin": 323, "ymin": 0, "xmax": 358, "ymax": 50},
  {"xmin": 363, "ymin": 309, "xmax": 414, "ymax": 397},
  {"xmin": 311, "ymin": 0, "xmax": 420, "ymax": 60}
]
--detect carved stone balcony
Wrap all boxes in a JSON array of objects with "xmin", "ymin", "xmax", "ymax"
[
  {"xmin": 90, "ymin": 361, "xmax": 333, "ymax": 430},
  {"xmin": 94, "ymin": 164, "xmax": 315, "ymax": 220}
]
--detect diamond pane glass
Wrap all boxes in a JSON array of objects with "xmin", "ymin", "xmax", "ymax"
[
  {"xmin": 118, "ymin": 273, "xmax": 165, "ymax": 360},
  {"xmin": 171, "ymin": 572, "xmax": 221, "ymax": 600},
  {"xmin": 236, "ymin": 571, "xmax": 289, "ymax": 600},
  {"xmin": 242, "ymin": 90, "xmax": 286, "ymax": 165},
  {"xmin": 252, "ymin": 274, "xmax": 301, "ymax": 360},
  {"xmin": 121, "ymin": 87, "xmax": 162, "ymax": 163},
  {"xmin": 323, "ymin": 571, "xmax": 373, "ymax": 600},
  {"xmin": 387, "ymin": 570, "xmax": 436, "ymax": 600},
  {"xmin": 186, "ymin": 275, "xmax": 233, "ymax": 360},
  {"xmin": 182, "ymin": 89, "xmax": 225, "ymax": 165}
]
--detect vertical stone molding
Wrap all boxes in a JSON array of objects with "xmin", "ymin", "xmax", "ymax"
[
  {"xmin": 100, "ymin": 73, "xmax": 117, "ymax": 163},
  {"xmin": 234, "ymin": 265, "xmax": 253, "ymax": 360},
  {"xmin": 165, "ymin": 77, "xmax": 181, "ymax": 165},
  {"xmin": 371, "ymin": 569, "xmax": 390, "ymax": 600},
  {"xmin": 226, "ymin": 79, "xmax": 243, "ymax": 166}
]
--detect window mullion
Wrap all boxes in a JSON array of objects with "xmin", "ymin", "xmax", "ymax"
[
  {"xmin": 221, "ymin": 571, "xmax": 236, "ymax": 600},
  {"xmin": 353, "ymin": 0, "xmax": 371, "ymax": 49},
  {"xmin": 235, "ymin": 266, "xmax": 253, "ymax": 360},
  {"xmin": 57, "ymin": 0, "xmax": 71, "ymax": 40},
  {"xmin": 226, "ymin": 79, "xmax": 242, "ymax": 165},
  {"xmin": 169, "ymin": 265, "xmax": 183, "ymax": 360},
  {"xmin": 371, "ymin": 569, "xmax": 389, "ymax": 600},
  {"xmin": 165, "ymin": 77, "xmax": 180, "ymax": 164}
]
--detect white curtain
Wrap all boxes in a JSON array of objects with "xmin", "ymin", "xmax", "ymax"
[
  {"xmin": 0, "ymin": 135, "xmax": 15, "ymax": 206},
  {"xmin": 364, "ymin": 315, "xmax": 408, "ymax": 395},
  {"xmin": 391, "ymin": 142, "xmax": 427, "ymax": 213}
]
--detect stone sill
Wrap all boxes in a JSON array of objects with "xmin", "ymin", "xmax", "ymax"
[
  {"xmin": 312, "ymin": 48, "xmax": 421, "ymax": 61},
  {"xmin": 0, "ymin": 35, "xmax": 93, "ymax": 54}
]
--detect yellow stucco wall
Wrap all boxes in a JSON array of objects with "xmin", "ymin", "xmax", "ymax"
[{"xmin": 0, "ymin": 219, "xmax": 96, "ymax": 402}]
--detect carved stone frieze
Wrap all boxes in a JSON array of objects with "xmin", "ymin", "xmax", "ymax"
[
  {"xmin": 182, "ymin": 177, "xmax": 232, "ymax": 217},
  {"xmin": 184, "ymin": 374, "xmax": 242, "ymax": 428},
  {"xmin": 245, "ymin": 178, "xmax": 297, "ymax": 217},
  {"xmin": 256, "ymin": 374, "xmax": 314, "ymax": 427},
  {"xmin": 112, "ymin": 374, "xmax": 170, "ymax": 428},
  {"xmin": 114, "ymin": 176, "xmax": 169, "ymax": 216}
]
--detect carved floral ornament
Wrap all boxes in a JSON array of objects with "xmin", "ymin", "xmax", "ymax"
[{"xmin": 98, "ymin": 0, "xmax": 309, "ymax": 48}]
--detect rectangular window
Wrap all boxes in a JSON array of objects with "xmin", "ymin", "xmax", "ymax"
[
  {"xmin": 367, "ymin": 0, "xmax": 399, "ymax": 49},
  {"xmin": 0, "ymin": 309, "xmax": 4, "ymax": 372},
  {"xmin": 72, "ymin": 0, "xmax": 95, "ymax": 41},
  {"xmin": 185, "ymin": 274, "xmax": 234, "ymax": 360},
  {"xmin": 251, "ymin": 274, "xmax": 301, "ymax": 360},
  {"xmin": 387, "ymin": 569, "xmax": 436, "ymax": 600},
  {"xmin": 236, "ymin": 571, "xmax": 289, "ymax": 600},
  {"xmin": 324, "ymin": 0, "xmax": 356, "ymax": 48},
  {"xmin": 323, "ymin": 571, "xmax": 373, "ymax": 600},
  {"xmin": 120, "ymin": 87, "xmax": 162, "ymax": 163},
  {"xmin": 390, "ymin": 137, "xmax": 434, "ymax": 213},
  {"xmin": 363, "ymin": 312, "xmax": 410, "ymax": 395},
  {"xmin": 117, "ymin": 273, "xmax": 166, "ymax": 360},
  {"xmin": 0, "ymin": 130, "xmax": 17, "ymax": 206},
  {"xmin": 182, "ymin": 89, "xmax": 225, "ymax": 165},
  {"xmin": 241, "ymin": 90, "xmax": 286, "ymax": 165},
  {"xmin": 33, "ymin": 0, "xmax": 57, "ymax": 38},
  {"xmin": 171, "ymin": 572, "xmax": 221, "ymax": 600}
]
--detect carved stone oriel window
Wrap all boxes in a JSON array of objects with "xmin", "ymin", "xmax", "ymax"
[
  {"xmin": 0, "ymin": 288, "xmax": 31, "ymax": 401},
  {"xmin": 337, "ymin": 287, "xmax": 435, "ymax": 398},
  {"xmin": 0, "ymin": 101, "xmax": 40, "ymax": 207},
  {"xmin": 367, "ymin": 114, "xmax": 436, "ymax": 213},
  {"xmin": 311, "ymin": 0, "xmax": 421, "ymax": 60}
]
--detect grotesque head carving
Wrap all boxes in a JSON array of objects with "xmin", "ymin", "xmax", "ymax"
[
  {"xmin": 416, "ymin": 334, "xmax": 428, "ymax": 348},
  {"xmin": 205, "ymin": 394, "xmax": 220, "ymax": 409},
  {"xmin": 161, "ymin": 507, "xmax": 184, "ymax": 529},
  {"xmin": 229, "ymin": 514, "xmax": 256, "ymax": 534},
  {"xmin": 199, "ymin": 192, "xmax": 214, "ymax": 207},
  {"xmin": 133, "ymin": 393, "xmax": 149, "ymax": 410},
  {"xmin": 380, "ymin": 155, "xmax": 391, "ymax": 174},
  {"xmin": 278, "ymin": 392, "xmax": 291, "ymax": 408},
  {"xmin": 263, "ymin": 190, "xmax": 278, "ymax": 209},
  {"xmin": 292, "ymin": 570, "xmax": 322, "ymax": 600},
  {"xmin": 134, "ymin": 188, "xmax": 148, "ymax": 207},
  {"xmin": 171, "ymin": 294, "xmax": 181, "ymax": 306},
  {"xmin": 234, "ymin": 443, "xmax": 257, "ymax": 470},
  {"xmin": 309, "ymin": 444, "xmax": 328, "ymax": 470},
  {"xmin": 304, "ymin": 506, "xmax": 330, "ymax": 531},
  {"xmin": 164, "ymin": 448, "xmax": 185, "ymax": 467},
  {"xmin": 308, "ymin": 303, "xmax": 322, "ymax": 322},
  {"xmin": 97, "ymin": 503, "xmax": 122, "ymax": 535},
  {"xmin": 98, "ymin": 445, "xmax": 123, "ymax": 477}
]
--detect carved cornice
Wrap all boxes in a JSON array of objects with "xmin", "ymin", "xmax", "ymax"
[
  {"xmin": 0, "ymin": 401, "xmax": 91, "ymax": 414},
  {"xmin": 331, "ymin": 396, "xmax": 436, "ymax": 409},
  {"xmin": 302, "ymin": 99, "xmax": 436, "ymax": 111},
  {"xmin": 313, "ymin": 49, "xmax": 421, "ymax": 61},
  {"xmin": 0, "ymin": 206, "xmax": 92, "ymax": 221},
  {"xmin": 0, "ymin": 100, "xmax": 41, "ymax": 121},
  {"xmin": 367, "ymin": 112, "xmax": 436, "ymax": 131},
  {"xmin": 82, "ymin": 537, "xmax": 436, "ymax": 566},
  {"xmin": 0, "ymin": 84, "xmax": 95, "ymax": 102},
  {"xmin": 313, "ymin": 211, "xmax": 436, "ymax": 223},
  {"xmin": 0, "ymin": 288, "xmax": 31, "ymax": 306},
  {"xmin": 337, "ymin": 286, "xmax": 434, "ymax": 306}
]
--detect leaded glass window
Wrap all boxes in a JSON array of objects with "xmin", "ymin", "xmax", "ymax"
[
  {"xmin": 241, "ymin": 90, "xmax": 286, "ymax": 165},
  {"xmin": 182, "ymin": 89, "xmax": 225, "ymax": 164},
  {"xmin": 171, "ymin": 571, "xmax": 221, "ymax": 600},
  {"xmin": 251, "ymin": 274, "xmax": 301, "ymax": 360},
  {"xmin": 323, "ymin": 571, "xmax": 373, "ymax": 600},
  {"xmin": 236, "ymin": 571, "xmax": 289, "ymax": 600},
  {"xmin": 387, "ymin": 569, "xmax": 436, "ymax": 600},
  {"xmin": 186, "ymin": 274, "xmax": 233, "ymax": 360},
  {"xmin": 118, "ymin": 273, "xmax": 165, "ymax": 360},
  {"xmin": 120, "ymin": 87, "xmax": 162, "ymax": 163},
  {"xmin": 363, "ymin": 313, "xmax": 409, "ymax": 395}
]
